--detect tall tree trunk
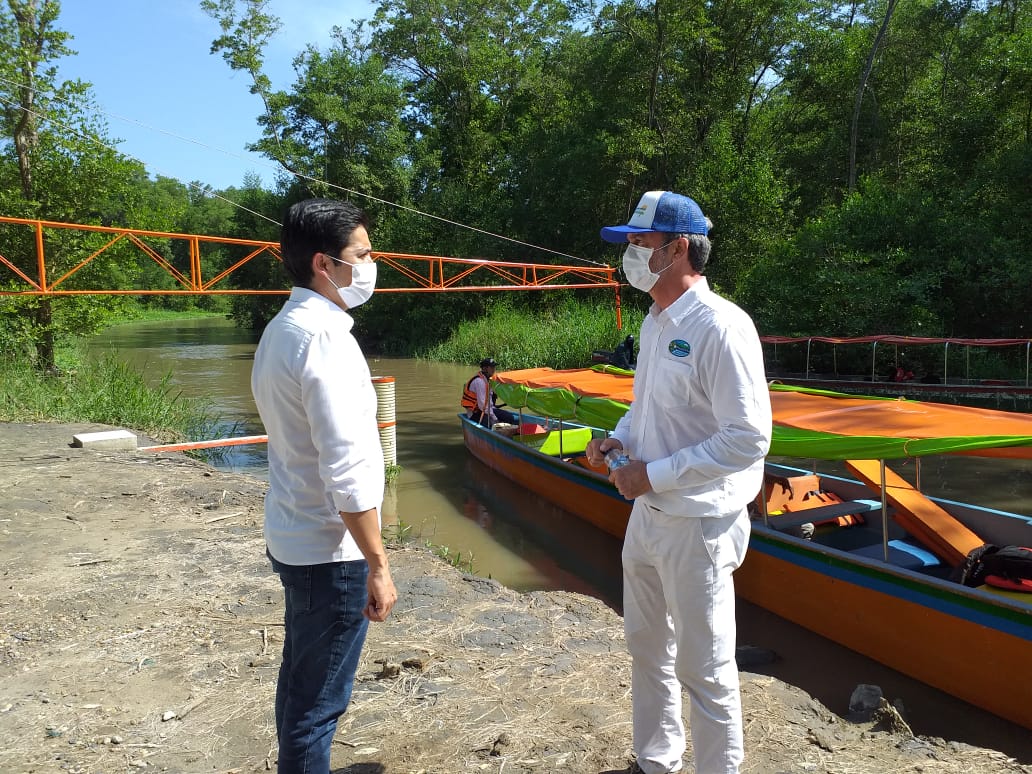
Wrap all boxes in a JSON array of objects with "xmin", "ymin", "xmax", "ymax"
[
  {"xmin": 13, "ymin": 92, "xmax": 35, "ymax": 196},
  {"xmin": 10, "ymin": 0, "xmax": 58, "ymax": 371},
  {"xmin": 848, "ymin": 0, "xmax": 898, "ymax": 193},
  {"xmin": 32, "ymin": 299, "xmax": 56, "ymax": 374},
  {"xmin": 11, "ymin": 0, "xmax": 42, "ymax": 200}
]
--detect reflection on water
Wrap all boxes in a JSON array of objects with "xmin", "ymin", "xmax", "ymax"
[
  {"xmin": 460, "ymin": 456, "xmax": 624, "ymax": 606},
  {"xmin": 90, "ymin": 317, "xmax": 1032, "ymax": 761}
]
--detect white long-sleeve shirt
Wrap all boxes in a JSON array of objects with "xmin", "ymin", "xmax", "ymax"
[
  {"xmin": 251, "ymin": 287, "xmax": 384, "ymax": 565},
  {"xmin": 611, "ymin": 278, "xmax": 772, "ymax": 517}
]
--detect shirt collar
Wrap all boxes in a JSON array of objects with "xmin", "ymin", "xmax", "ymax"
[
  {"xmin": 651, "ymin": 277, "xmax": 710, "ymax": 325},
  {"xmin": 288, "ymin": 286, "xmax": 355, "ymax": 326}
]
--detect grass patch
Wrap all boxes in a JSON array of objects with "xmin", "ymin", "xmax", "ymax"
[
  {"xmin": 420, "ymin": 298, "xmax": 643, "ymax": 369},
  {"xmin": 382, "ymin": 519, "xmax": 414, "ymax": 547},
  {"xmin": 426, "ymin": 542, "xmax": 475, "ymax": 574},
  {"xmin": 0, "ymin": 343, "xmax": 222, "ymax": 447},
  {"xmin": 103, "ymin": 308, "xmax": 228, "ymax": 327},
  {"xmin": 383, "ymin": 516, "xmax": 476, "ymax": 574}
]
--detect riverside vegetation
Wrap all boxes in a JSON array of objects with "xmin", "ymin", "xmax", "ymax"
[
  {"xmin": 0, "ymin": 302, "xmax": 640, "ymax": 443},
  {"xmin": 6, "ymin": 1, "xmax": 1032, "ymax": 377}
]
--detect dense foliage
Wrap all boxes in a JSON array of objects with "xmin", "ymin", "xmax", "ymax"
[
  {"xmin": 2, "ymin": 0, "xmax": 1030, "ymax": 367},
  {"xmin": 0, "ymin": 342, "xmax": 222, "ymax": 444},
  {"xmin": 423, "ymin": 297, "xmax": 645, "ymax": 370}
]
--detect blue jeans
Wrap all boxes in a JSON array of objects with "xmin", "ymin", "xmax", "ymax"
[
  {"xmin": 268, "ymin": 552, "xmax": 370, "ymax": 774},
  {"xmin": 472, "ymin": 406, "xmax": 517, "ymax": 428}
]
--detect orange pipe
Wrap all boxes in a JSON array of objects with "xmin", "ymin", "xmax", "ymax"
[{"xmin": 138, "ymin": 435, "xmax": 268, "ymax": 452}]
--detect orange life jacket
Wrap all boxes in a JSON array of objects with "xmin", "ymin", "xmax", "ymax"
[{"xmin": 461, "ymin": 372, "xmax": 490, "ymax": 412}]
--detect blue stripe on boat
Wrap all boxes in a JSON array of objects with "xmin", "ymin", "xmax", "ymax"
[{"xmin": 753, "ymin": 536, "xmax": 1032, "ymax": 642}]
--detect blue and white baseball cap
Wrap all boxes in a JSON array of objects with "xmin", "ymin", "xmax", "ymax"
[{"xmin": 600, "ymin": 190, "xmax": 709, "ymax": 242}]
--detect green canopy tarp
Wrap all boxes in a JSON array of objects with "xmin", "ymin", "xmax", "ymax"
[{"xmin": 493, "ymin": 379, "xmax": 1032, "ymax": 460}]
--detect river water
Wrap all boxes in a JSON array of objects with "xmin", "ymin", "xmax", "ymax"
[{"xmin": 91, "ymin": 316, "xmax": 1032, "ymax": 761}]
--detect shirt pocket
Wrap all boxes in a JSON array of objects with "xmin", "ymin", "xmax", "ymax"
[{"xmin": 651, "ymin": 356, "xmax": 694, "ymax": 408}]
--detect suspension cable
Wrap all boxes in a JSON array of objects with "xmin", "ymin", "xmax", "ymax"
[{"xmin": 0, "ymin": 75, "xmax": 606, "ymax": 266}]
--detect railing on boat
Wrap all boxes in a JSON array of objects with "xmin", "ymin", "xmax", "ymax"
[{"xmin": 761, "ymin": 335, "xmax": 1032, "ymax": 387}]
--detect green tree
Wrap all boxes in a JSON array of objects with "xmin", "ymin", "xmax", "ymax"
[
  {"xmin": 370, "ymin": 0, "xmax": 586, "ymax": 257},
  {"xmin": 1, "ymin": 0, "xmax": 72, "ymax": 369},
  {"xmin": 764, "ymin": 2, "xmax": 871, "ymax": 213},
  {"xmin": 753, "ymin": 0, "xmax": 1032, "ymax": 338},
  {"xmin": 221, "ymin": 173, "xmax": 285, "ymax": 329},
  {"xmin": 191, "ymin": 0, "xmax": 1031, "ymax": 347},
  {"xmin": 563, "ymin": 0, "xmax": 800, "ymax": 296},
  {"xmin": 1, "ymin": 2, "xmax": 154, "ymax": 369},
  {"xmin": 250, "ymin": 29, "xmax": 412, "ymax": 240}
]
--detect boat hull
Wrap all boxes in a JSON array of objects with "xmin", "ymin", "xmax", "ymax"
[
  {"xmin": 461, "ymin": 415, "xmax": 1032, "ymax": 730},
  {"xmin": 462, "ymin": 415, "xmax": 631, "ymax": 538},
  {"xmin": 737, "ymin": 532, "xmax": 1032, "ymax": 731}
]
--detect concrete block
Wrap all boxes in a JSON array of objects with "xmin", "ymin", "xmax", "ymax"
[{"xmin": 72, "ymin": 429, "xmax": 138, "ymax": 451}]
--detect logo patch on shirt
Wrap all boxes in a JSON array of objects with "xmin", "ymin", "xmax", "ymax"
[{"xmin": 668, "ymin": 339, "xmax": 691, "ymax": 357}]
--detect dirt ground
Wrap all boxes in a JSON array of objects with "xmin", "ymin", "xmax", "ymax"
[{"xmin": 1, "ymin": 421, "xmax": 1030, "ymax": 774}]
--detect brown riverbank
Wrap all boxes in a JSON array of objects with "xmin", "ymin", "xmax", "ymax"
[{"xmin": 1, "ymin": 422, "xmax": 1029, "ymax": 773}]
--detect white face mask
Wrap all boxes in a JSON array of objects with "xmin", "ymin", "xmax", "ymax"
[
  {"xmin": 327, "ymin": 260, "xmax": 377, "ymax": 309},
  {"xmin": 621, "ymin": 240, "xmax": 676, "ymax": 292}
]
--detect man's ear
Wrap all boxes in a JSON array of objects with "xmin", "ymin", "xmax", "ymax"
[
  {"xmin": 676, "ymin": 236, "xmax": 691, "ymax": 260},
  {"xmin": 311, "ymin": 251, "xmax": 329, "ymax": 278}
]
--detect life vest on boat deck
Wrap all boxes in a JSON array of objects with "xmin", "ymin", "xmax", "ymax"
[
  {"xmin": 759, "ymin": 473, "xmax": 865, "ymax": 527},
  {"xmin": 956, "ymin": 544, "xmax": 1032, "ymax": 591},
  {"xmin": 461, "ymin": 372, "xmax": 490, "ymax": 413}
]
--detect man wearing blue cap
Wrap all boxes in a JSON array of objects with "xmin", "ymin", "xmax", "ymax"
[{"xmin": 587, "ymin": 191, "xmax": 772, "ymax": 774}]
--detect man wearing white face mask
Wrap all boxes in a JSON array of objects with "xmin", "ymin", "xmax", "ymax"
[
  {"xmin": 587, "ymin": 191, "xmax": 771, "ymax": 774},
  {"xmin": 251, "ymin": 198, "xmax": 397, "ymax": 774}
]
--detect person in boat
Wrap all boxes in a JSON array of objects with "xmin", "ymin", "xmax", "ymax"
[
  {"xmin": 251, "ymin": 198, "xmax": 397, "ymax": 773},
  {"xmin": 587, "ymin": 190, "xmax": 772, "ymax": 774},
  {"xmin": 612, "ymin": 334, "xmax": 637, "ymax": 369},
  {"xmin": 892, "ymin": 364, "xmax": 915, "ymax": 382},
  {"xmin": 462, "ymin": 357, "xmax": 517, "ymax": 428}
]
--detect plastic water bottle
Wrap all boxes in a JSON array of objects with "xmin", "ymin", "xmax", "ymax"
[{"xmin": 604, "ymin": 448, "xmax": 631, "ymax": 471}]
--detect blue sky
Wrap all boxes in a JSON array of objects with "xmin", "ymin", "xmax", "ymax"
[{"xmin": 56, "ymin": 0, "xmax": 375, "ymax": 191}]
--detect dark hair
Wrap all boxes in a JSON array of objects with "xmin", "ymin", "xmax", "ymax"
[
  {"xmin": 659, "ymin": 226, "xmax": 712, "ymax": 273},
  {"xmin": 280, "ymin": 199, "xmax": 369, "ymax": 287},
  {"xmin": 686, "ymin": 234, "xmax": 711, "ymax": 272}
]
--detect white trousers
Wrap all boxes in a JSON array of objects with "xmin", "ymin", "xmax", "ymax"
[{"xmin": 622, "ymin": 500, "xmax": 750, "ymax": 774}]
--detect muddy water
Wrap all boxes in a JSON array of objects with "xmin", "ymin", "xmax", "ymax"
[
  {"xmin": 90, "ymin": 318, "xmax": 614, "ymax": 599},
  {"xmin": 91, "ymin": 316, "xmax": 1032, "ymax": 761}
]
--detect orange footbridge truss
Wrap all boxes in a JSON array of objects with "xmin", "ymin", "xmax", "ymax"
[{"xmin": 0, "ymin": 216, "xmax": 624, "ymax": 326}]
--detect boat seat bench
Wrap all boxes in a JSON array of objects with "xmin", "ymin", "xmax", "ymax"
[
  {"xmin": 764, "ymin": 499, "xmax": 883, "ymax": 530},
  {"xmin": 852, "ymin": 539, "xmax": 942, "ymax": 570},
  {"xmin": 844, "ymin": 459, "xmax": 984, "ymax": 568}
]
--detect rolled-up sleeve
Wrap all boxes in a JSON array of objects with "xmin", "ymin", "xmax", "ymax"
[{"xmin": 300, "ymin": 330, "xmax": 385, "ymax": 514}]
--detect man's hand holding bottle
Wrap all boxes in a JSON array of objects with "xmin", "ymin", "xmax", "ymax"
[{"xmin": 585, "ymin": 438, "xmax": 652, "ymax": 499}]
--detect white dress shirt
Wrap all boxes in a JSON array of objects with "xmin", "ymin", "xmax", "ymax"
[
  {"xmin": 611, "ymin": 278, "xmax": 772, "ymax": 517},
  {"xmin": 251, "ymin": 287, "xmax": 384, "ymax": 565}
]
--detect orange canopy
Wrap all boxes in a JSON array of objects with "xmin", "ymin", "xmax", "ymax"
[
  {"xmin": 770, "ymin": 389, "xmax": 1032, "ymax": 439},
  {"xmin": 494, "ymin": 367, "xmax": 1032, "ymax": 459},
  {"xmin": 496, "ymin": 367, "xmax": 636, "ymax": 403}
]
